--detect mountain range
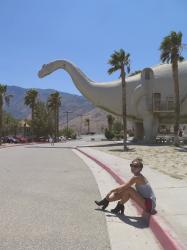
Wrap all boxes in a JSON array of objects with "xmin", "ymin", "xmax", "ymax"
[{"xmin": 5, "ymin": 85, "xmax": 113, "ymax": 133}]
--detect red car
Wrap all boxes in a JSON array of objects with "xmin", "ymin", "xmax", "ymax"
[{"xmin": 16, "ymin": 136, "xmax": 28, "ymax": 143}]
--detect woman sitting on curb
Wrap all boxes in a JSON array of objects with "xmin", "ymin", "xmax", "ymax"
[{"xmin": 95, "ymin": 158, "xmax": 156, "ymax": 214}]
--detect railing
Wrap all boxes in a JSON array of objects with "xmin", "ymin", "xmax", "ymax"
[{"xmin": 152, "ymin": 101, "xmax": 175, "ymax": 112}]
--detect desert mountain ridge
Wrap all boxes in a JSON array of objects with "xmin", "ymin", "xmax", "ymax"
[{"xmin": 4, "ymin": 85, "xmax": 119, "ymax": 133}]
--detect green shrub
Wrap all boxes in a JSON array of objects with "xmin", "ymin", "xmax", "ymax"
[
  {"xmin": 62, "ymin": 127, "xmax": 76, "ymax": 139},
  {"xmin": 105, "ymin": 128, "xmax": 114, "ymax": 140},
  {"xmin": 114, "ymin": 133, "xmax": 121, "ymax": 140}
]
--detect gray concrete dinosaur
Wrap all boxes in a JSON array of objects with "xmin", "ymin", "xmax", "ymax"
[{"xmin": 38, "ymin": 60, "xmax": 187, "ymax": 142}]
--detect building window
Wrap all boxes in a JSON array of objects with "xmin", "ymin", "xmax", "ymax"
[
  {"xmin": 141, "ymin": 68, "xmax": 154, "ymax": 81},
  {"xmin": 167, "ymin": 97, "xmax": 175, "ymax": 110},
  {"xmin": 152, "ymin": 93, "xmax": 161, "ymax": 111},
  {"xmin": 145, "ymin": 70, "xmax": 151, "ymax": 80}
]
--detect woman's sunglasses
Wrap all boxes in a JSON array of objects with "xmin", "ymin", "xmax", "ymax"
[{"xmin": 130, "ymin": 163, "xmax": 140, "ymax": 168}]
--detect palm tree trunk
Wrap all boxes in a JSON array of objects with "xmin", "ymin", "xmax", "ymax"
[
  {"xmin": 56, "ymin": 107, "xmax": 59, "ymax": 138},
  {"xmin": 172, "ymin": 60, "xmax": 180, "ymax": 145},
  {"xmin": 31, "ymin": 108, "xmax": 34, "ymax": 142},
  {"xmin": 0, "ymin": 97, "xmax": 3, "ymax": 145},
  {"xmin": 54, "ymin": 110, "xmax": 56, "ymax": 140},
  {"xmin": 121, "ymin": 66, "xmax": 128, "ymax": 151},
  {"xmin": 55, "ymin": 107, "xmax": 58, "ymax": 141}
]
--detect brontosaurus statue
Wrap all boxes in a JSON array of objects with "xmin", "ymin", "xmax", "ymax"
[{"xmin": 38, "ymin": 60, "xmax": 187, "ymax": 142}]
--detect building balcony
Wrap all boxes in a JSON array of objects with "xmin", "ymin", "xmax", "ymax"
[
  {"xmin": 152, "ymin": 102, "xmax": 175, "ymax": 113},
  {"xmin": 151, "ymin": 94, "xmax": 175, "ymax": 114}
]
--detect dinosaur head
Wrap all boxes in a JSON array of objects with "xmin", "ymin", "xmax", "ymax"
[
  {"xmin": 38, "ymin": 60, "xmax": 66, "ymax": 78},
  {"xmin": 38, "ymin": 64, "xmax": 52, "ymax": 78}
]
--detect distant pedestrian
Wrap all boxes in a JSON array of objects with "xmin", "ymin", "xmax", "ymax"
[
  {"xmin": 178, "ymin": 128, "xmax": 183, "ymax": 137},
  {"xmin": 49, "ymin": 136, "xmax": 54, "ymax": 146},
  {"xmin": 95, "ymin": 158, "xmax": 156, "ymax": 214},
  {"xmin": 52, "ymin": 136, "xmax": 55, "ymax": 145}
]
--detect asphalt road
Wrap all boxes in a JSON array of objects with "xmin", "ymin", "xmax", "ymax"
[{"xmin": 0, "ymin": 144, "xmax": 110, "ymax": 250}]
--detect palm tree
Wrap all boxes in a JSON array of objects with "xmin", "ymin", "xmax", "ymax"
[
  {"xmin": 0, "ymin": 84, "xmax": 13, "ymax": 144},
  {"xmin": 24, "ymin": 89, "xmax": 38, "ymax": 121},
  {"xmin": 107, "ymin": 114, "xmax": 115, "ymax": 131},
  {"xmin": 160, "ymin": 31, "xmax": 184, "ymax": 145},
  {"xmin": 108, "ymin": 49, "xmax": 130, "ymax": 151},
  {"xmin": 47, "ymin": 91, "xmax": 62, "ymax": 140},
  {"xmin": 24, "ymin": 89, "xmax": 38, "ymax": 139}
]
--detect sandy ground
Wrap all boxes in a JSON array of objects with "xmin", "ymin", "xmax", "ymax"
[{"xmin": 95, "ymin": 144, "xmax": 187, "ymax": 181}]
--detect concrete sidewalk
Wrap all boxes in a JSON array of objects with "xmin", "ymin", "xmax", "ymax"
[
  {"xmin": 74, "ymin": 149, "xmax": 162, "ymax": 250},
  {"xmin": 76, "ymin": 146, "xmax": 187, "ymax": 250}
]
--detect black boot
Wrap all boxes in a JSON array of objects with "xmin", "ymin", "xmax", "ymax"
[
  {"xmin": 95, "ymin": 198, "xmax": 109, "ymax": 210},
  {"xmin": 111, "ymin": 202, "xmax": 124, "ymax": 214}
]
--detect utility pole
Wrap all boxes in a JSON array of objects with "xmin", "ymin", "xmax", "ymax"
[
  {"xmin": 78, "ymin": 114, "xmax": 84, "ymax": 136},
  {"xmin": 63, "ymin": 111, "xmax": 72, "ymax": 130}
]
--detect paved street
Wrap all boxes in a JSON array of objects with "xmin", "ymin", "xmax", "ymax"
[{"xmin": 0, "ymin": 144, "xmax": 110, "ymax": 250}]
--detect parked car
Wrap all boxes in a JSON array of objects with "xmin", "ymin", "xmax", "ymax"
[
  {"xmin": 15, "ymin": 136, "xmax": 28, "ymax": 143},
  {"xmin": 59, "ymin": 136, "xmax": 66, "ymax": 141},
  {"xmin": 4, "ymin": 136, "xmax": 19, "ymax": 143},
  {"xmin": 33, "ymin": 137, "xmax": 48, "ymax": 142}
]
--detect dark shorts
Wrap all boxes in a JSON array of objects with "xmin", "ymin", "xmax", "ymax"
[{"xmin": 145, "ymin": 198, "xmax": 153, "ymax": 213}]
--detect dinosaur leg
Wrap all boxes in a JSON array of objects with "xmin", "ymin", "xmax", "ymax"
[
  {"xmin": 152, "ymin": 117, "xmax": 159, "ymax": 139},
  {"xmin": 133, "ymin": 121, "xmax": 144, "ymax": 141},
  {"xmin": 143, "ymin": 115, "xmax": 158, "ymax": 143}
]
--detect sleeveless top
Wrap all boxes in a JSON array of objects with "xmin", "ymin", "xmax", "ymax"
[{"xmin": 136, "ymin": 182, "xmax": 156, "ymax": 209}]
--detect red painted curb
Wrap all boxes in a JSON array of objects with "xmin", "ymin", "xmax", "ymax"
[{"xmin": 76, "ymin": 147, "xmax": 185, "ymax": 250}]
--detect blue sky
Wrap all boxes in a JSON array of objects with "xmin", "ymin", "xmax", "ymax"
[{"xmin": 0, "ymin": 0, "xmax": 187, "ymax": 95}]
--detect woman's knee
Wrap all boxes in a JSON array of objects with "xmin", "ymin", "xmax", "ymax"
[
  {"xmin": 108, "ymin": 192, "xmax": 121, "ymax": 201},
  {"xmin": 126, "ymin": 187, "xmax": 135, "ymax": 194},
  {"xmin": 119, "ymin": 187, "xmax": 134, "ymax": 197},
  {"xmin": 126, "ymin": 187, "xmax": 140, "ymax": 198}
]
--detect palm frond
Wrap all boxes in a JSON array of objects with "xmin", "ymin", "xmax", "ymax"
[
  {"xmin": 160, "ymin": 51, "xmax": 171, "ymax": 63},
  {"xmin": 108, "ymin": 65, "xmax": 121, "ymax": 74},
  {"xmin": 47, "ymin": 91, "xmax": 62, "ymax": 110},
  {"xmin": 24, "ymin": 89, "xmax": 38, "ymax": 108},
  {"xmin": 127, "ymin": 65, "xmax": 130, "ymax": 74},
  {"xmin": 160, "ymin": 31, "xmax": 184, "ymax": 63},
  {"xmin": 4, "ymin": 95, "xmax": 13, "ymax": 106},
  {"xmin": 0, "ymin": 84, "xmax": 7, "ymax": 95},
  {"xmin": 179, "ymin": 56, "xmax": 184, "ymax": 62},
  {"xmin": 108, "ymin": 49, "xmax": 131, "ymax": 75}
]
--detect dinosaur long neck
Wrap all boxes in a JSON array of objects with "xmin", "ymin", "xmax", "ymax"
[
  {"xmin": 48, "ymin": 60, "xmax": 95, "ymax": 101},
  {"xmin": 42, "ymin": 59, "xmax": 126, "ymax": 116}
]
